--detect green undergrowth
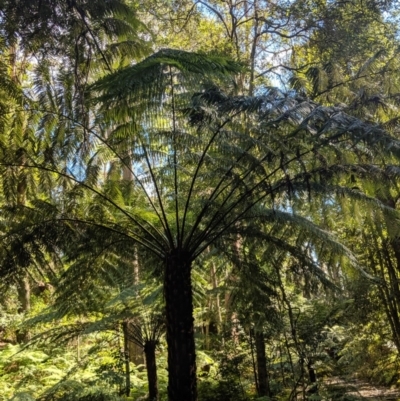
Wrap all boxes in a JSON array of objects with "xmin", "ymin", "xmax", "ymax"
[{"xmin": 2, "ymin": 322, "xmax": 400, "ymax": 401}]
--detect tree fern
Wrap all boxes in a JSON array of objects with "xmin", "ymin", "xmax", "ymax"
[{"xmin": 2, "ymin": 38, "xmax": 400, "ymax": 400}]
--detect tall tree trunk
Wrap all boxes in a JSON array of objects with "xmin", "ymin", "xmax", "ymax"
[
  {"xmin": 226, "ymin": 236, "xmax": 241, "ymax": 344},
  {"xmin": 307, "ymin": 358, "xmax": 318, "ymax": 396},
  {"xmin": 249, "ymin": 329, "xmax": 259, "ymax": 393},
  {"xmin": 255, "ymin": 331, "xmax": 270, "ymax": 397},
  {"xmin": 122, "ymin": 321, "xmax": 131, "ymax": 397},
  {"xmin": 144, "ymin": 340, "xmax": 158, "ymax": 401},
  {"xmin": 16, "ymin": 276, "xmax": 30, "ymax": 313},
  {"xmin": 210, "ymin": 261, "xmax": 222, "ymax": 332},
  {"xmin": 129, "ymin": 247, "xmax": 144, "ymax": 365},
  {"xmin": 164, "ymin": 249, "xmax": 197, "ymax": 401},
  {"xmin": 16, "ymin": 275, "xmax": 30, "ymax": 343},
  {"xmin": 307, "ymin": 358, "xmax": 317, "ymax": 383}
]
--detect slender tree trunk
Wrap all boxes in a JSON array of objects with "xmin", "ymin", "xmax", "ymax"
[
  {"xmin": 164, "ymin": 249, "xmax": 197, "ymax": 401},
  {"xmin": 122, "ymin": 157, "xmax": 133, "ymax": 181},
  {"xmin": 248, "ymin": 0, "xmax": 259, "ymax": 96},
  {"xmin": 308, "ymin": 362, "xmax": 316, "ymax": 383},
  {"xmin": 249, "ymin": 329, "xmax": 259, "ymax": 393},
  {"xmin": 16, "ymin": 276, "xmax": 30, "ymax": 343},
  {"xmin": 204, "ymin": 320, "xmax": 210, "ymax": 350},
  {"xmin": 279, "ymin": 344, "xmax": 286, "ymax": 387},
  {"xmin": 129, "ymin": 247, "xmax": 144, "ymax": 365},
  {"xmin": 145, "ymin": 340, "xmax": 158, "ymax": 401},
  {"xmin": 226, "ymin": 236, "xmax": 241, "ymax": 344},
  {"xmin": 255, "ymin": 331, "xmax": 270, "ymax": 397},
  {"xmin": 211, "ymin": 260, "xmax": 223, "ymax": 348},
  {"xmin": 77, "ymin": 335, "xmax": 80, "ymax": 361},
  {"xmin": 307, "ymin": 359, "xmax": 317, "ymax": 395},
  {"xmin": 210, "ymin": 261, "xmax": 222, "ymax": 332},
  {"xmin": 16, "ymin": 276, "xmax": 30, "ymax": 313},
  {"xmin": 122, "ymin": 321, "xmax": 131, "ymax": 397}
]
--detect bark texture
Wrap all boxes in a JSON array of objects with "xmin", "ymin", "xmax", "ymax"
[
  {"xmin": 145, "ymin": 340, "xmax": 158, "ymax": 401},
  {"xmin": 255, "ymin": 331, "xmax": 270, "ymax": 397},
  {"xmin": 165, "ymin": 249, "xmax": 197, "ymax": 401}
]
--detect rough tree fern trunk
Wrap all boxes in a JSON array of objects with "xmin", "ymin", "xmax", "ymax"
[
  {"xmin": 255, "ymin": 331, "xmax": 270, "ymax": 397},
  {"xmin": 144, "ymin": 340, "xmax": 158, "ymax": 401},
  {"xmin": 165, "ymin": 248, "xmax": 197, "ymax": 401}
]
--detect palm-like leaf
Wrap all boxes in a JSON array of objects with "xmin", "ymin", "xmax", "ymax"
[{"xmin": 4, "ymin": 44, "xmax": 400, "ymax": 400}]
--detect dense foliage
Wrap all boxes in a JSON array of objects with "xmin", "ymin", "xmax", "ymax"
[{"xmin": 1, "ymin": 1, "xmax": 400, "ymax": 401}]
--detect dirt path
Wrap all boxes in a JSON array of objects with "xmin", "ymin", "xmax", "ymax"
[{"xmin": 325, "ymin": 377, "xmax": 400, "ymax": 400}]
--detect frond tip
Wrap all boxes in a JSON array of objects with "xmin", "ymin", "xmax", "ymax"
[{"xmin": 91, "ymin": 48, "xmax": 242, "ymax": 105}]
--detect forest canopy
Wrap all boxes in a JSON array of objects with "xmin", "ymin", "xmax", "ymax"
[{"xmin": 1, "ymin": 1, "xmax": 400, "ymax": 401}]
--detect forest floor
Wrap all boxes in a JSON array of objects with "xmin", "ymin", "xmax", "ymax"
[{"xmin": 325, "ymin": 377, "xmax": 400, "ymax": 400}]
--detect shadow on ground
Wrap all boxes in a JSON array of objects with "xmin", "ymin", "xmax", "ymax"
[{"xmin": 325, "ymin": 378, "xmax": 400, "ymax": 401}]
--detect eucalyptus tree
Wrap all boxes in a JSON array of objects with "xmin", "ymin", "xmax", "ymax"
[
  {"xmin": 288, "ymin": 0, "xmax": 400, "ymax": 115},
  {"xmin": 136, "ymin": 0, "xmax": 399, "ymax": 97}
]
